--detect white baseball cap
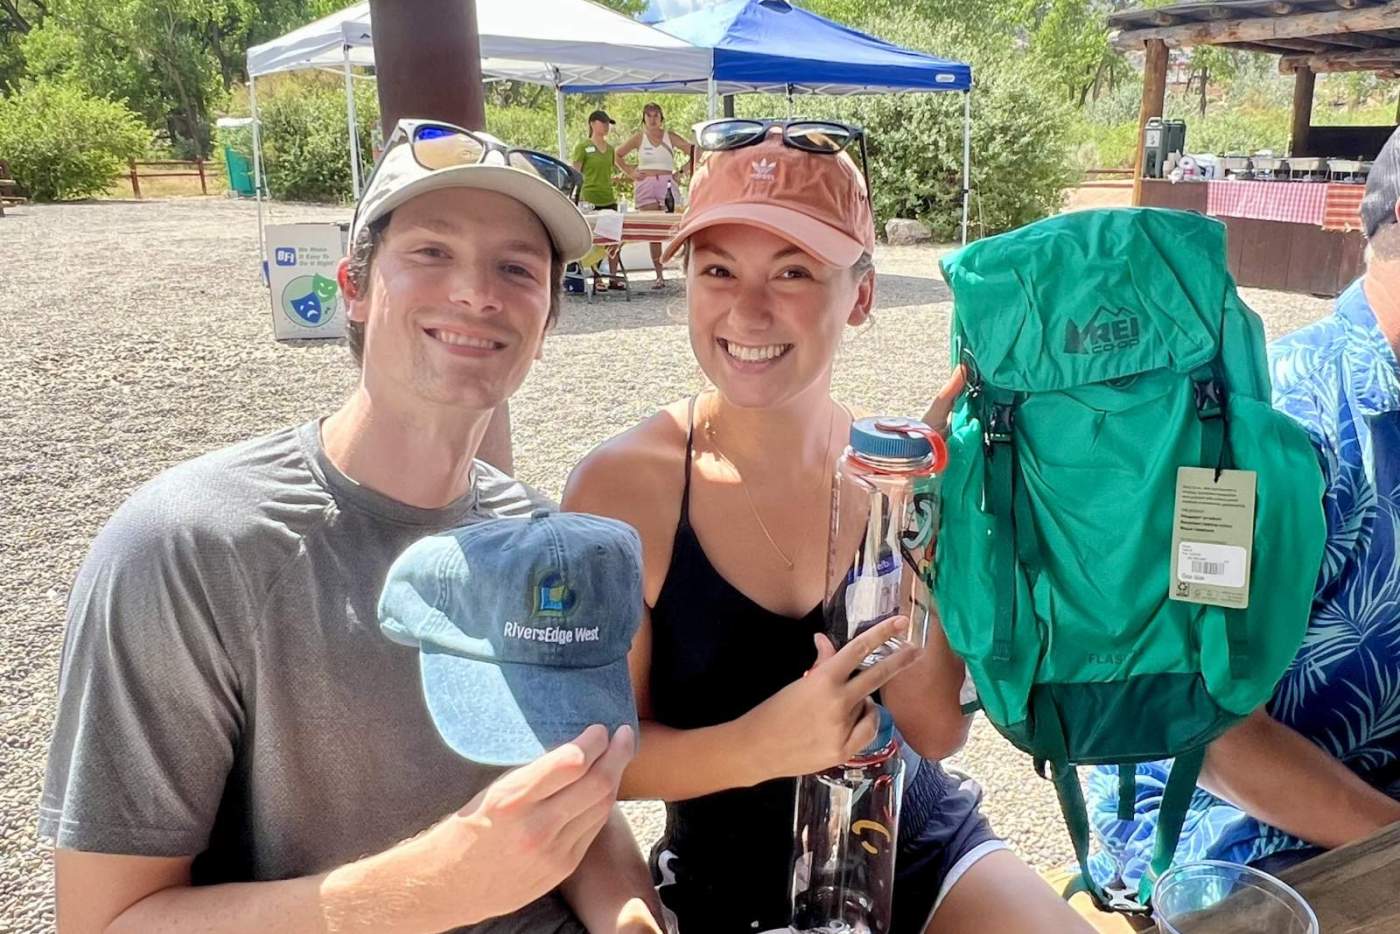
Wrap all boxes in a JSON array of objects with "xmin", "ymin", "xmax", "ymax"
[{"xmin": 350, "ymin": 122, "xmax": 593, "ymax": 261}]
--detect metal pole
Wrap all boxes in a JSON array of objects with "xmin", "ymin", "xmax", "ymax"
[
  {"xmin": 343, "ymin": 46, "xmax": 362, "ymax": 199},
  {"xmin": 961, "ymin": 89, "xmax": 971, "ymax": 245},
  {"xmin": 555, "ymin": 76, "xmax": 568, "ymax": 160},
  {"xmin": 707, "ymin": 75, "xmax": 717, "ymax": 119},
  {"xmin": 251, "ymin": 74, "xmax": 267, "ymax": 282}
]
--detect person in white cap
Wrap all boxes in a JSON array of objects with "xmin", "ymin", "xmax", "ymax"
[{"xmin": 40, "ymin": 119, "xmax": 665, "ymax": 934}]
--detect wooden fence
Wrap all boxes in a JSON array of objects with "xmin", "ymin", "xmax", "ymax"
[
  {"xmin": 1080, "ymin": 167, "xmax": 1134, "ymax": 189},
  {"xmin": 128, "ymin": 158, "xmax": 207, "ymax": 198}
]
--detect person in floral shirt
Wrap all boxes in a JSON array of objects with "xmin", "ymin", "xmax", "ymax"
[{"xmin": 1088, "ymin": 128, "xmax": 1400, "ymax": 894}]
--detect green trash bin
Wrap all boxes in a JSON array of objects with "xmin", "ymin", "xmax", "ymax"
[{"xmin": 225, "ymin": 145, "xmax": 255, "ymax": 197}]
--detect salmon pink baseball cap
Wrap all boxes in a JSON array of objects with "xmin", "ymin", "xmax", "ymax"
[{"xmin": 661, "ymin": 131, "xmax": 875, "ymax": 267}]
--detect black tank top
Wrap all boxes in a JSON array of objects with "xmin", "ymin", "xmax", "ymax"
[{"xmin": 648, "ymin": 401, "xmax": 823, "ymax": 929}]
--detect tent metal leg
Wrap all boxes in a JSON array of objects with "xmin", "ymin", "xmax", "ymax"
[
  {"xmin": 707, "ymin": 76, "xmax": 717, "ymax": 119},
  {"xmin": 961, "ymin": 89, "xmax": 971, "ymax": 245},
  {"xmin": 344, "ymin": 47, "xmax": 362, "ymax": 199},
  {"xmin": 251, "ymin": 75, "xmax": 267, "ymax": 283},
  {"xmin": 555, "ymin": 78, "xmax": 568, "ymax": 160}
]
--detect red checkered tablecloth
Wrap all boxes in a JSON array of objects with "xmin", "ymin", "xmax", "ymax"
[
  {"xmin": 1205, "ymin": 180, "xmax": 1328, "ymax": 226},
  {"xmin": 587, "ymin": 211, "xmax": 684, "ymax": 245},
  {"xmin": 1322, "ymin": 183, "xmax": 1366, "ymax": 232}
]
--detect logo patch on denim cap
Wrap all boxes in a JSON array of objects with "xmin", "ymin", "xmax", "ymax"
[{"xmin": 534, "ymin": 571, "xmax": 577, "ymax": 618}]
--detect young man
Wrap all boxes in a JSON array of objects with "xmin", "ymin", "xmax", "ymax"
[
  {"xmin": 1087, "ymin": 127, "xmax": 1400, "ymax": 893},
  {"xmin": 39, "ymin": 121, "xmax": 664, "ymax": 934}
]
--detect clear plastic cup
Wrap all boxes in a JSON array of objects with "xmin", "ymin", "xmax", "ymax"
[{"xmin": 1152, "ymin": 861, "xmax": 1318, "ymax": 934}]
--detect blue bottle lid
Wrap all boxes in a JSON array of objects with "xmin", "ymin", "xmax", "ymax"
[
  {"xmin": 850, "ymin": 416, "xmax": 933, "ymax": 461},
  {"xmin": 856, "ymin": 705, "xmax": 897, "ymax": 758}
]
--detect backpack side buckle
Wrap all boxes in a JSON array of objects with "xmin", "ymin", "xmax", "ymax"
[
  {"xmin": 1193, "ymin": 376, "xmax": 1225, "ymax": 420},
  {"xmin": 1099, "ymin": 881, "xmax": 1152, "ymax": 916},
  {"xmin": 984, "ymin": 402, "xmax": 1015, "ymax": 445}
]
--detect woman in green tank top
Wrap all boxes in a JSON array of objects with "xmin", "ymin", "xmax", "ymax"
[{"xmin": 571, "ymin": 109, "xmax": 635, "ymax": 291}]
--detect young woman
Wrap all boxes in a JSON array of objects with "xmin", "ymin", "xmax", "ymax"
[
  {"xmin": 616, "ymin": 102, "xmax": 695, "ymax": 290},
  {"xmin": 564, "ymin": 121, "xmax": 1094, "ymax": 934},
  {"xmin": 571, "ymin": 109, "xmax": 632, "ymax": 291}
]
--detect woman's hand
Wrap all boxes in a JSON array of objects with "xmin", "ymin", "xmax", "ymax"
[
  {"xmin": 736, "ymin": 616, "xmax": 920, "ymax": 782},
  {"xmin": 922, "ymin": 366, "xmax": 966, "ymax": 435}
]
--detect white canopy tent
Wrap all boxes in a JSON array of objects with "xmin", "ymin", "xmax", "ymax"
[
  {"xmin": 246, "ymin": 0, "xmax": 978, "ymax": 270},
  {"xmin": 245, "ymin": 0, "xmax": 714, "ymax": 179},
  {"xmin": 245, "ymin": 0, "xmax": 714, "ymax": 266}
]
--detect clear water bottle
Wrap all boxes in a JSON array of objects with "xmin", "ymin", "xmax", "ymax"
[
  {"xmin": 790, "ymin": 706, "xmax": 907, "ymax": 934},
  {"xmin": 824, "ymin": 417, "xmax": 948, "ymax": 669}
]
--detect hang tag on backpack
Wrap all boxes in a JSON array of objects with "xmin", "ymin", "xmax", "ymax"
[{"xmin": 1169, "ymin": 467, "xmax": 1256, "ymax": 609}]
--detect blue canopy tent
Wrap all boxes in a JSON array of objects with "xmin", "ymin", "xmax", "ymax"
[{"xmin": 629, "ymin": 0, "xmax": 975, "ymax": 241}]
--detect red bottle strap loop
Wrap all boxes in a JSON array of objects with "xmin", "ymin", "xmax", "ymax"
[{"xmin": 871, "ymin": 419, "xmax": 949, "ymax": 473}]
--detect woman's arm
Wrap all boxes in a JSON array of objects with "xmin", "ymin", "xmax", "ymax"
[
  {"xmin": 612, "ymin": 145, "xmax": 638, "ymax": 180},
  {"xmin": 1201, "ymin": 707, "xmax": 1400, "ymax": 848},
  {"xmin": 880, "ymin": 619, "xmax": 972, "ymax": 760},
  {"xmin": 562, "ymin": 439, "xmax": 918, "ymax": 803},
  {"xmin": 563, "ymin": 446, "xmax": 770, "ymax": 801},
  {"xmin": 559, "ymin": 810, "xmax": 666, "ymax": 933},
  {"xmin": 615, "ymin": 133, "xmax": 642, "ymax": 161},
  {"xmin": 668, "ymin": 131, "xmax": 695, "ymax": 177}
]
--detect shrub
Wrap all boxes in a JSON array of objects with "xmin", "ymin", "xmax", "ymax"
[
  {"xmin": 486, "ymin": 104, "xmax": 566, "ymax": 154},
  {"xmin": 256, "ymin": 74, "xmax": 378, "ymax": 203},
  {"xmin": 0, "ymin": 81, "xmax": 150, "ymax": 201}
]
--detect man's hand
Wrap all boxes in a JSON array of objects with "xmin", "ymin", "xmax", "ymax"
[{"xmin": 327, "ymin": 724, "xmax": 635, "ymax": 931}]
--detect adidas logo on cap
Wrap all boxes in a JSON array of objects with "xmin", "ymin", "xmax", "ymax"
[{"xmin": 751, "ymin": 158, "xmax": 777, "ymax": 181}]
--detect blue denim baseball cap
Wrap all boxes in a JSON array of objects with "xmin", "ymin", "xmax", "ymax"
[{"xmin": 378, "ymin": 510, "xmax": 643, "ymax": 767}]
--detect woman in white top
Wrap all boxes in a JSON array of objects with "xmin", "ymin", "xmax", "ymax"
[{"xmin": 617, "ymin": 102, "xmax": 695, "ymax": 289}]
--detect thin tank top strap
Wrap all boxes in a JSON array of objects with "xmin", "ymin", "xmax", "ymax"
[{"xmin": 679, "ymin": 396, "xmax": 697, "ymax": 527}]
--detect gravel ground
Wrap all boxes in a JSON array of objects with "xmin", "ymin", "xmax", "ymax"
[{"xmin": 0, "ymin": 198, "xmax": 1333, "ymax": 930}]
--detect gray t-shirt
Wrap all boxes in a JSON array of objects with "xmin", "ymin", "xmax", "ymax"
[{"xmin": 39, "ymin": 420, "xmax": 583, "ymax": 933}]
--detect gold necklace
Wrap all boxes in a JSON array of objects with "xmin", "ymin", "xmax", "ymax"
[{"xmin": 701, "ymin": 396, "xmax": 838, "ymax": 572}]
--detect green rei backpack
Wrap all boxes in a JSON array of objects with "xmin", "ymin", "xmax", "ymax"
[{"xmin": 934, "ymin": 208, "xmax": 1327, "ymax": 911}]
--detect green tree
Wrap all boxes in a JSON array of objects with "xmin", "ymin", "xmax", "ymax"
[
  {"xmin": 0, "ymin": 0, "xmax": 47, "ymax": 90},
  {"xmin": 17, "ymin": 0, "xmax": 351, "ymax": 157},
  {"xmin": 0, "ymin": 79, "xmax": 150, "ymax": 199},
  {"xmin": 1183, "ymin": 45, "xmax": 1240, "ymax": 115}
]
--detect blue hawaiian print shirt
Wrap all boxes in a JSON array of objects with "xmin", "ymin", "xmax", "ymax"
[{"xmin": 1086, "ymin": 278, "xmax": 1400, "ymax": 892}]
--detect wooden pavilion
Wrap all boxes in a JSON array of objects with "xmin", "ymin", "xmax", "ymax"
[{"xmin": 1109, "ymin": 0, "xmax": 1400, "ymax": 294}]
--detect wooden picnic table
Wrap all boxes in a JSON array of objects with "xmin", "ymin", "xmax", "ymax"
[{"xmin": 1148, "ymin": 821, "xmax": 1400, "ymax": 932}]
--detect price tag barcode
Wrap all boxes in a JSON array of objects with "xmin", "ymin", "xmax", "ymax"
[{"xmin": 1177, "ymin": 542, "xmax": 1246, "ymax": 588}]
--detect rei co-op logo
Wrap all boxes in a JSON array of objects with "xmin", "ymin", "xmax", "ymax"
[
  {"xmin": 750, "ymin": 158, "xmax": 777, "ymax": 181},
  {"xmin": 1064, "ymin": 306, "xmax": 1141, "ymax": 355},
  {"xmin": 534, "ymin": 571, "xmax": 577, "ymax": 618}
]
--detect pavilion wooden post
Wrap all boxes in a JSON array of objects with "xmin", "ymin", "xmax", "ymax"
[
  {"xmin": 368, "ymin": 0, "xmax": 515, "ymax": 473},
  {"xmin": 369, "ymin": 0, "xmax": 486, "ymax": 132},
  {"xmin": 1132, "ymin": 39, "xmax": 1169, "ymax": 206},
  {"xmin": 1290, "ymin": 66, "xmax": 1316, "ymax": 156}
]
